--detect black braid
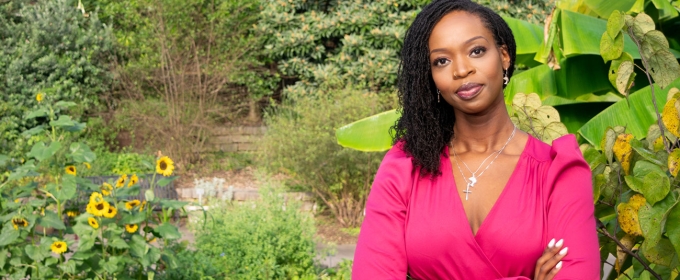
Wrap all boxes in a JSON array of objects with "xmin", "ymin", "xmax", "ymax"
[{"xmin": 391, "ymin": 0, "xmax": 517, "ymax": 177}]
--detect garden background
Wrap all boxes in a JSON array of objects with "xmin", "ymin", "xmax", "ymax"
[{"xmin": 1, "ymin": 0, "xmax": 680, "ymax": 279}]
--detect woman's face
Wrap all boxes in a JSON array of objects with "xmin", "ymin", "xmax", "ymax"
[{"xmin": 428, "ymin": 11, "xmax": 510, "ymax": 114}]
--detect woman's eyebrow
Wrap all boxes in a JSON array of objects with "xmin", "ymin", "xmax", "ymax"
[{"xmin": 429, "ymin": 36, "xmax": 489, "ymax": 55}]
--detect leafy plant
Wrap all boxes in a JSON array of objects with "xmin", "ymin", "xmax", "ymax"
[
  {"xmin": 175, "ymin": 187, "xmax": 318, "ymax": 279},
  {"xmin": 0, "ymin": 96, "xmax": 186, "ymax": 279},
  {"xmin": 588, "ymin": 7, "xmax": 680, "ymax": 280},
  {"xmin": 260, "ymin": 86, "xmax": 393, "ymax": 227}
]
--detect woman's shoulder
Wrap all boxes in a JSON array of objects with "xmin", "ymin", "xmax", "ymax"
[
  {"xmin": 524, "ymin": 134, "xmax": 583, "ymax": 164},
  {"xmin": 380, "ymin": 141, "xmax": 416, "ymax": 170}
]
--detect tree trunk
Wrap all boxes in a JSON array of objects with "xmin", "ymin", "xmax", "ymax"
[{"xmin": 247, "ymin": 98, "xmax": 260, "ymax": 123}]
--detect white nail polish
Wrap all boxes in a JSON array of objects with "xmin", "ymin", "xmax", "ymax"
[
  {"xmin": 556, "ymin": 261, "xmax": 563, "ymax": 270},
  {"xmin": 555, "ymin": 239, "xmax": 564, "ymax": 248},
  {"xmin": 559, "ymin": 247, "xmax": 568, "ymax": 255},
  {"xmin": 548, "ymin": 238, "xmax": 555, "ymax": 248}
]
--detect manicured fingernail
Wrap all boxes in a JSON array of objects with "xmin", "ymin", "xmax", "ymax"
[
  {"xmin": 559, "ymin": 247, "xmax": 568, "ymax": 255},
  {"xmin": 548, "ymin": 238, "xmax": 555, "ymax": 248},
  {"xmin": 555, "ymin": 239, "xmax": 564, "ymax": 248},
  {"xmin": 556, "ymin": 261, "xmax": 563, "ymax": 270}
]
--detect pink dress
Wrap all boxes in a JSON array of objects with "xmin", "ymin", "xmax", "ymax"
[{"xmin": 352, "ymin": 134, "xmax": 600, "ymax": 279}]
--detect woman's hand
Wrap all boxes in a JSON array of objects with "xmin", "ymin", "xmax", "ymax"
[{"xmin": 534, "ymin": 238, "xmax": 568, "ymax": 280}]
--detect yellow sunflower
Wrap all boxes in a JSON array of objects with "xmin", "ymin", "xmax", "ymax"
[
  {"xmin": 83, "ymin": 162, "xmax": 91, "ymax": 169},
  {"xmin": 87, "ymin": 217, "xmax": 99, "ymax": 229},
  {"xmin": 103, "ymin": 206, "xmax": 117, "ymax": 218},
  {"xmin": 36, "ymin": 93, "xmax": 44, "ymax": 103},
  {"xmin": 147, "ymin": 237, "xmax": 157, "ymax": 243},
  {"xmin": 115, "ymin": 174, "xmax": 128, "ymax": 188},
  {"xmin": 156, "ymin": 156, "xmax": 175, "ymax": 177},
  {"xmin": 128, "ymin": 174, "xmax": 139, "ymax": 187},
  {"xmin": 50, "ymin": 241, "xmax": 67, "ymax": 254},
  {"xmin": 139, "ymin": 201, "xmax": 147, "ymax": 212},
  {"xmin": 125, "ymin": 200, "xmax": 141, "ymax": 210},
  {"xmin": 101, "ymin": 183, "xmax": 113, "ymax": 196},
  {"xmin": 65, "ymin": 165, "xmax": 77, "ymax": 176},
  {"xmin": 87, "ymin": 200, "xmax": 110, "ymax": 217},
  {"xmin": 89, "ymin": 192, "xmax": 104, "ymax": 203},
  {"xmin": 11, "ymin": 218, "xmax": 28, "ymax": 230},
  {"xmin": 66, "ymin": 210, "xmax": 79, "ymax": 217},
  {"xmin": 125, "ymin": 224, "xmax": 138, "ymax": 233}
]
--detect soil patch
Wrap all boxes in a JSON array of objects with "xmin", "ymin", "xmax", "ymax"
[{"xmin": 315, "ymin": 214, "xmax": 360, "ymax": 245}]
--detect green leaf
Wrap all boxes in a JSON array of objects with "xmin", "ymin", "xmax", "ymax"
[
  {"xmin": 54, "ymin": 101, "xmax": 77, "ymax": 109},
  {"xmin": 130, "ymin": 234, "xmax": 149, "ymax": 258},
  {"xmin": 629, "ymin": 138, "xmax": 665, "ymax": 166},
  {"xmin": 58, "ymin": 260, "xmax": 77, "ymax": 274},
  {"xmin": 55, "ymin": 175, "xmax": 77, "ymax": 201},
  {"xmin": 154, "ymin": 223, "xmax": 181, "ymax": 240},
  {"xmin": 600, "ymin": 32, "xmax": 624, "ymax": 62},
  {"xmin": 70, "ymin": 249, "xmax": 96, "ymax": 261},
  {"xmin": 156, "ymin": 176, "xmax": 178, "ymax": 187},
  {"xmin": 78, "ymin": 231, "xmax": 96, "ymax": 251},
  {"xmin": 579, "ymin": 77, "xmax": 680, "ymax": 147},
  {"xmin": 144, "ymin": 247, "xmax": 161, "ymax": 267},
  {"xmin": 21, "ymin": 126, "xmax": 45, "ymax": 137},
  {"xmin": 638, "ymin": 193, "xmax": 679, "ymax": 247},
  {"xmin": 100, "ymin": 256, "xmax": 121, "ymax": 274},
  {"xmin": 667, "ymin": 202, "xmax": 680, "ymax": 257},
  {"xmin": 641, "ymin": 237, "xmax": 678, "ymax": 267},
  {"xmin": 628, "ymin": 13, "xmax": 656, "ymax": 39},
  {"xmin": 336, "ymin": 109, "xmax": 399, "ymax": 152},
  {"xmin": 606, "ymin": 10, "xmax": 626, "ymax": 38},
  {"xmin": 646, "ymin": 49, "xmax": 680, "ymax": 89},
  {"xmin": 69, "ymin": 142, "xmax": 96, "ymax": 163},
  {"xmin": 145, "ymin": 189, "xmax": 155, "ymax": 202},
  {"xmin": 0, "ymin": 154, "xmax": 8, "ymax": 167},
  {"xmin": 502, "ymin": 16, "xmax": 543, "ymax": 57},
  {"xmin": 631, "ymin": 161, "xmax": 671, "ymax": 205},
  {"xmin": 651, "ymin": 0, "xmax": 679, "ymax": 20},
  {"xmin": 611, "ymin": 56, "xmax": 636, "ymax": 95},
  {"xmin": 24, "ymin": 244, "xmax": 48, "ymax": 262},
  {"xmin": 28, "ymin": 141, "xmax": 62, "ymax": 162},
  {"xmin": 0, "ymin": 249, "xmax": 7, "ymax": 268},
  {"xmin": 109, "ymin": 236, "xmax": 130, "ymax": 249},
  {"xmin": 26, "ymin": 108, "xmax": 48, "ymax": 119},
  {"xmin": 0, "ymin": 225, "xmax": 20, "ymax": 246},
  {"xmin": 49, "ymin": 115, "xmax": 76, "ymax": 128},
  {"xmin": 121, "ymin": 212, "xmax": 147, "ymax": 225},
  {"xmin": 38, "ymin": 211, "xmax": 66, "ymax": 230},
  {"xmin": 584, "ymin": 0, "xmax": 638, "ymax": 19}
]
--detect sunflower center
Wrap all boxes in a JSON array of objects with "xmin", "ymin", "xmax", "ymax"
[
  {"xmin": 96, "ymin": 203, "xmax": 105, "ymax": 210},
  {"xmin": 160, "ymin": 161, "xmax": 167, "ymax": 170},
  {"xmin": 56, "ymin": 244, "xmax": 62, "ymax": 248}
]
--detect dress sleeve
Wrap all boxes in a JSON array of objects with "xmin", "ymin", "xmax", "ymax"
[
  {"xmin": 545, "ymin": 135, "xmax": 601, "ymax": 279},
  {"xmin": 352, "ymin": 143, "xmax": 413, "ymax": 279}
]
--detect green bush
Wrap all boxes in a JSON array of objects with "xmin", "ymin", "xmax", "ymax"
[
  {"xmin": 161, "ymin": 187, "xmax": 317, "ymax": 279},
  {"xmin": 0, "ymin": 0, "xmax": 115, "ymax": 160},
  {"xmin": 260, "ymin": 86, "xmax": 394, "ymax": 227}
]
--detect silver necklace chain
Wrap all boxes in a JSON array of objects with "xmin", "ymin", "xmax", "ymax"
[{"xmin": 452, "ymin": 125, "xmax": 517, "ymax": 200}]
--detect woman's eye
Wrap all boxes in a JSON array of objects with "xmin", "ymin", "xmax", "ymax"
[
  {"xmin": 433, "ymin": 58, "xmax": 449, "ymax": 66},
  {"xmin": 471, "ymin": 47, "xmax": 486, "ymax": 56}
]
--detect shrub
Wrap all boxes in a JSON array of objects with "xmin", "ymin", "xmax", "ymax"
[
  {"xmin": 260, "ymin": 86, "xmax": 394, "ymax": 227},
  {"xmin": 161, "ymin": 187, "xmax": 317, "ymax": 279},
  {"xmin": 0, "ymin": 0, "xmax": 115, "ymax": 160}
]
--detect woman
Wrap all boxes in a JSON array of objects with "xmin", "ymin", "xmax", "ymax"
[{"xmin": 352, "ymin": 0, "xmax": 600, "ymax": 279}]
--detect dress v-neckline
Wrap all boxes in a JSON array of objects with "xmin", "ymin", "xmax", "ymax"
[{"xmin": 445, "ymin": 135, "xmax": 532, "ymax": 238}]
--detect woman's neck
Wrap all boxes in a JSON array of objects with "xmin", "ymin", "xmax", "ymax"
[{"xmin": 451, "ymin": 101, "xmax": 516, "ymax": 153}]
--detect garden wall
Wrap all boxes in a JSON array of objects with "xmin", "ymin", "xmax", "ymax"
[{"xmin": 206, "ymin": 126, "xmax": 266, "ymax": 152}]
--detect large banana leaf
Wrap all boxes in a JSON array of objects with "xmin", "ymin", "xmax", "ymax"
[
  {"xmin": 581, "ymin": 0, "xmax": 637, "ymax": 19},
  {"xmin": 651, "ymin": 0, "xmax": 679, "ymax": 21},
  {"xmin": 504, "ymin": 55, "xmax": 616, "ymax": 105},
  {"xmin": 578, "ymin": 77, "xmax": 680, "ymax": 146},
  {"xmin": 539, "ymin": 9, "xmax": 680, "ymax": 60},
  {"xmin": 503, "ymin": 16, "xmax": 543, "ymax": 66},
  {"xmin": 335, "ymin": 109, "xmax": 399, "ymax": 152}
]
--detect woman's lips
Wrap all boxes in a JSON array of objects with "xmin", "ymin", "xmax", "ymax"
[{"xmin": 455, "ymin": 83, "xmax": 484, "ymax": 100}]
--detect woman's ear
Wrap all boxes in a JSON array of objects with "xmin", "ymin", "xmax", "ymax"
[{"xmin": 499, "ymin": 45, "xmax": 510, "ymax": 70}]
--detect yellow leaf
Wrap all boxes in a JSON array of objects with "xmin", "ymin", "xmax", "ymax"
[
  {"xmin": 616, "ymin": 234, "xmax": 636, "ymax": 273},
  {"xmin": 653, "ymin": 136, "xmax": 665, "ymax": 152},
  {"xmin": 613, "ymin": 133, "xmax": 634, "ymax": 175},
  {"xmin": 669, "ymin": 148, "xmax": 680, "ymax": 177},
  {"xmin": 661, "ymin": 88, "xmax": 680, "ymax": 138},
  {"xmin": 617, "ymin": 194, "xmax": 646, "ymax": 236}
]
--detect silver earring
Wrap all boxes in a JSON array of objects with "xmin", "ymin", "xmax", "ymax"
[
  {"xmin": 503, "ymin": 68, "xmax": 509, "ymax": 85},
  {"xmin": 437, "ymin": 89, "xmax": 441, "ymax": 103}
]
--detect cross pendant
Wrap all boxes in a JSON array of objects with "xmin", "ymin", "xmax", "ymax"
[{"xmin": 464, "ymin": 183, "xmax": 473, "ymax": 200}]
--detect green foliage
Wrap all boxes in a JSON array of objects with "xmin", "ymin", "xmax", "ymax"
[
  {"xmin": 261, "ymin": 86, "xmax": 393, "ymax": 227},
  {"xmin": 0, "ymin": 0, "xmax": 115, "ymax": 160},
  {"xmin": 472, "ymin": 0, "xmax": 555, "ymax": 24},
  {"xmin": 0, "ymin": 97, "xmax": 184, "ymax": 278},
  {"xmin": 168, "ymin": 188, "xmax": 317, "ymax": 279}
]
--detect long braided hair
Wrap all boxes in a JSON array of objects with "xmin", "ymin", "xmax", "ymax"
[{"xmin": 392, "ymin": 0, "xmax": 517, "ymax": 177}]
